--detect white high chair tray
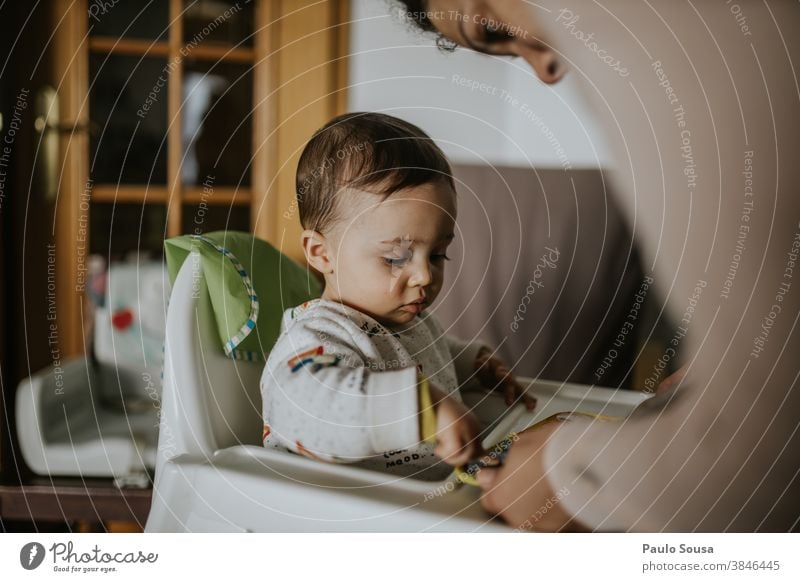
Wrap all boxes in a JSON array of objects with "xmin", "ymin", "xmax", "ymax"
[
  {"xmin": 478, "ymin": 378, "xmax": 654, "ymax": 448},
  {"xmin": 148, "ymin": 378, "xmax": 650, "ymax": 532}
]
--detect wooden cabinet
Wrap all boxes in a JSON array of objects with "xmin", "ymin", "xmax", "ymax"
[{"xmin": 54, "ymin": 0, "xmax": 348, "ymax": 359}]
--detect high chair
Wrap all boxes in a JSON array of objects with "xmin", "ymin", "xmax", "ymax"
[
  {"xmin": 145, "ymin": 250, "xmax": 514, "ymax": 532},
  {"xmin": 145, "ymin": 251, "xmax": 652, "ymax": 532}
]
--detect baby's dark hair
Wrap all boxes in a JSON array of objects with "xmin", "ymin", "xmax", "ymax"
[{"xmin": 296, "ymin": 112, "xmax": 454, "ymax": 233}]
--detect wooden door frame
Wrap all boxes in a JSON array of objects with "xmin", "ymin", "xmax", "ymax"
[{"xmin": 54, "ymin": 0, "xmax": 89, "ymax": 360}]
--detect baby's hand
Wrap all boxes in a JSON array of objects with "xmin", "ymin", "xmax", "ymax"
[
  {"xmin": 475, "ymin": 347, "xmax": 537, "ymax": 410},
  {"xmin": 429, "ymin": 384, "xmax": 481, "ymax": 466}
]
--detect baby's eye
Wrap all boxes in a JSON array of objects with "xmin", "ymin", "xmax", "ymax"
[
  {"xmin": 383, "ymin": 257, "xmax": 409, "ymax": 268},
  {"xmin": 431, "ymin": 253, "xmax": 451, "ymax": 263}
]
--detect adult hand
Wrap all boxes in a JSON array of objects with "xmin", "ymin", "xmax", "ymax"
[{"xmin": 476, "ymin": 421, "xmax": 588, "ymax": 532}]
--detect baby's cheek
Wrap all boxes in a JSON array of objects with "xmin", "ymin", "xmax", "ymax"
[
  {"xmin": 377, "ymin": 268, "xmax": 402, "ymax": 299},
  {"xmin": 359, "ymin": 264, "xmax": 394, "ymax": 300}
]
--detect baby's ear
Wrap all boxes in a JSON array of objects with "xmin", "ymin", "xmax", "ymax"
[{"xmin": 301, "ymin": 229, "xmax": 333, "ymax": 274}]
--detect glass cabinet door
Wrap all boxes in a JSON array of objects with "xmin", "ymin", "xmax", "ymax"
[
  {"xmin": 52, "ymin": 0, "xmax": 347, "ymax": 358},
  {"xmin": 87, "ymin": 0, "xmax": 255, "ymax": 258},
  {"xmin": 89, "ymin": 53, "xmax": 169, "ymax": 186},
  {"xmin": 182, "ymin": 0, "xmax": 255, "ymax": 47},
  {"xmin": 89, "ymin": 1, "xmax": 169, "ymax": 41},
  {"xmin": 181, "ymin": 59, "xmax": 253, "ymax": 188}
]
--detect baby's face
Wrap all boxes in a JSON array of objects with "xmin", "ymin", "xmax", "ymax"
[{"xmin": 322, "ymin": 181, "xmax": 457, "ymax": 328}]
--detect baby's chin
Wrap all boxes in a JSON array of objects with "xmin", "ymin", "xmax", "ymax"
[
  {"xmin": 338, "ymin": 296, "xmax": 429, "ymax": 329},
  {"xmin": 374, "ymin": 307, "xmax": 419, "ymax": 330}
]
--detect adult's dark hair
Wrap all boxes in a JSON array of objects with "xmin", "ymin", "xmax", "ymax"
[
  {"xmin": 394, "ymin": 0, "xmax": 457, "ymax": 51},
  {"xmin": 296, "ymin": 112, "xmax": 454, "ymax": 233}
]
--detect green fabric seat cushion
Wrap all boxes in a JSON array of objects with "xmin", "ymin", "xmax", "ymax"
[{"xmin": 164, "ymin": 231, "xmax": 321, "ymax": 361}]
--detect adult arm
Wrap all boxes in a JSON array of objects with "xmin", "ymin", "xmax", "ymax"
[{"xmin": 483, "ymin": 0, "xmax": 800, "ymax": 531}]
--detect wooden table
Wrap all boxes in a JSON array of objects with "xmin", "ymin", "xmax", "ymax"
[{"xmin": 0, "ymin": 477, "xmax": 152, "ymax": 531}]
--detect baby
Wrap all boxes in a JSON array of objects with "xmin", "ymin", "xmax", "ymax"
[{"xmin": 260, "ymin": 112, "xmax": 535, "ymax": 480}]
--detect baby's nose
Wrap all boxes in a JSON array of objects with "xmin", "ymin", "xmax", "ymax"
[{"xmin": 408, "ymin": 262, "xmax": 433, "ymax": 287}]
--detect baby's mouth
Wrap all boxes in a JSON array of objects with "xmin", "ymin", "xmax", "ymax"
[{"xmin": 400, "ymin": 297, "xmax": 426, "ymax": 313}]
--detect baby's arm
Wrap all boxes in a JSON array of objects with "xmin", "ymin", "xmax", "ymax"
[
  {"xmin": 262, "ymin": 316, "xmax": 423, "ymax": 463},
  {"xmin": 446, "ymin": 334, "xmax": 536, "ymax": 409}
]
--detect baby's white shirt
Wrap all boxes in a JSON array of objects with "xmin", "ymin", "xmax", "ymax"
[{"xmin": 259, "ymin": 298, "xmax": 486, "ymax": 480}]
